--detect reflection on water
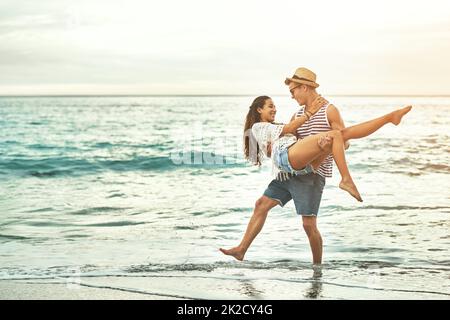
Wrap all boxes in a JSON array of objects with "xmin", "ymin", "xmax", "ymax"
[
  {"xmin": 239, "ymin": 281, "xmax": 264, "ymax": 299},
  {"xmin": 305, "ymin": 265, "xmax": 323, "ymax": 299}
]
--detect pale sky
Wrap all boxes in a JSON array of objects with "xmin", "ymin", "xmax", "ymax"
[{"xmin": 1, "ymin": 0, "xmax": 450, "ymax": 95}]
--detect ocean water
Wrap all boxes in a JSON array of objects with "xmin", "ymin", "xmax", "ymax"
[{"xmin": 0, "ymin": 95, "xmax": 449, "ymax": 299}]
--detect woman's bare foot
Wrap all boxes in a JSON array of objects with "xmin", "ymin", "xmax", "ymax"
[
  {"xmin": 339, "ymin": 179, "xmax": 363, "ymax": 202},
  {"xmin": 391, "ymin": 105, "xmax": 412, "ymax": 125},
  {"xmin": 219, "ymin": 247, "xmax": 245, "ymax": 261}
]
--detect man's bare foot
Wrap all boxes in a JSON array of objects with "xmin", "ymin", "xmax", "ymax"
[
  {"xmin": 391, "ymin": 105, "xmax": 412, "ymax": 125},
  {"xmin": 339, "ymin": 179, "xmax": 363, "ymax": 202},
  {"xmin": 219, "ymin": 247, "xmax": 245, "ymax": 261}
]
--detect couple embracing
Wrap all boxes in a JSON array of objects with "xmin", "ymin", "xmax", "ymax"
[{"xmin": 220, "ymin": 67, "xmax": 412, "ymax": 264}]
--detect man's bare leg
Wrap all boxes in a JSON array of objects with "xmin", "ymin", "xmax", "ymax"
[
  {"xmin": 220, "ymin": 196, "xmax": 279, "ymax": 261},
  {"xmin": 302, "ymin": 216, "xmax": 322, "ymax": 264}
]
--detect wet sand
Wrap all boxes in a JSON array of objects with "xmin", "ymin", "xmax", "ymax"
[
  {"xmin": 1, "ymin": 272, "xmax": 448, "ymax": 300},
  {"xmin": 0, "ymin": 279, "xmax": 181, "ymax": 300}
]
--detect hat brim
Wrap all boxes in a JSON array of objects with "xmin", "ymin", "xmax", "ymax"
[{"xmin": 285, "ymin": 77, "xmax": 319, "ymax": 88}]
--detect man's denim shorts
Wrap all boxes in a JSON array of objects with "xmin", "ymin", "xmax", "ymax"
[{"xmin": 263, "ymin": 173, "xmax": 326, "ymax": 216}]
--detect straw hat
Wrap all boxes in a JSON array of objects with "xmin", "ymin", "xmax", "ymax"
[{"xmin": 285, "ymin": 67, "xmax": 319, "ymax": 88}]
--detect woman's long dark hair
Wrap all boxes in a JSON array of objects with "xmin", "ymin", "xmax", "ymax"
[{"xmin": 243, "ymin": 96, "xmax": 271, "ymax": 166}]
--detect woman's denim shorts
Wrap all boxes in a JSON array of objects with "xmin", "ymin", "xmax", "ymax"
[{"xmin": 275, "ymin": 146, "xmax": 314, "ymax": 176}]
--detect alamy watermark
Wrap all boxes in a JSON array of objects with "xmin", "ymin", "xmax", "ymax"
[{"xmin": 169, "ymin": 122, "xmax": 258, "ymax": 166}]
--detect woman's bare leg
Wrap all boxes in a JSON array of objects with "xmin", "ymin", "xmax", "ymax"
[
  {"xmin": 312, "ymin": 105, "xmax": 413, "ymax": 168},
  {"xmin": 286, "ymin": 106, "xmax": 412, "ymax": 202},
  {"xmin": 288, "ymin": 130, "xmax": 362, "ymax": 201},
  {"xmin": 310, "ymin": 136, "xmax": 333, "ymax": 170},
  {"xmin": 286, "ymin": 134, "xmax": 330, "ymax": 169},
  {"xmin": 341, "ymin": 106, "xmax": 412, "ymax": 142},
  {"xmin": 308, "ymin": 106, "xmax": 413, "ymax": 169},
  {"xmin": 310, "ymin": 151, "xmax": 330, "ymax": 170},
  {"xmin": 220, "ymin": 196, "xmax": 279, "ymax": 261}
]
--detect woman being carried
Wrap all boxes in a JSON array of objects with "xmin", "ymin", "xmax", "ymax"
[{"xmin": 245, "ymin": 96, "xmax": 412, "ymax": 202}]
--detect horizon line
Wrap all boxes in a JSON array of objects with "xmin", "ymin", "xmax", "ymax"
[{"xmin": 1, "ymin": 93, "xmax": 450, "ymax": 98}]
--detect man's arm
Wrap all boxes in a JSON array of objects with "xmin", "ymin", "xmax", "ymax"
[{"xmin": 327, "ymin": 104, "xmax": 350, "ymax": 149}]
